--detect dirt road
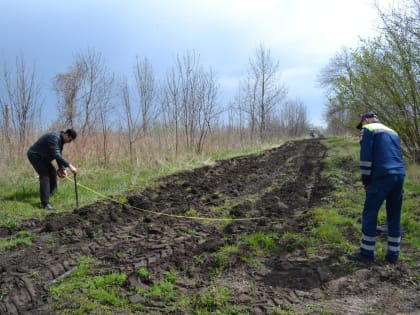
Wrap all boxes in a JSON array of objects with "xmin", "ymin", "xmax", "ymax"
[{"xmin": 0, "ymin": 139, "xmax": 418, "ymax": 314}]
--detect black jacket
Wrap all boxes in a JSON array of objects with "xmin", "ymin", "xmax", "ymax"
[{"xmin": 27, "ymin": 131, "xmax": 70, "ymax": 169}]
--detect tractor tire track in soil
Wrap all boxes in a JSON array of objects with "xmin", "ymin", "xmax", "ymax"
[{"xmin": 0, "ymin": 139, "xmax": 418, "ymax": 314}]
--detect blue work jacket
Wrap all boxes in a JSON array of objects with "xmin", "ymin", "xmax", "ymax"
[{"xmin": 359, "ymin": 122, "xmax": 405, "ymax": 186}]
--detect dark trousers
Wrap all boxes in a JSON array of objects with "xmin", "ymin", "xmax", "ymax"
[
  {"xmin": 28, "ymin": 154, "xmax": 57, "ymax": 206},
  {"xmin": 360, "ymin": 174, "xmax": 405, "ymax": 259}
]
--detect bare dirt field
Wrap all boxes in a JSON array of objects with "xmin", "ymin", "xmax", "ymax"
[{"xmin": 0, "ymin": 139, "xmax": 419, "ymax": 314}]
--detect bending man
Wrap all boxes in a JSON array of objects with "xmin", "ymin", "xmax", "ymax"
[{"xmin": 27, "ymin": 128, "xmax": 78, "ymax": 210}]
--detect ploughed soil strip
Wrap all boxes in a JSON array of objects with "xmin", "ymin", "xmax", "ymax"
[{"xmin": 0, "ymin": 139, "xmax": 418, "ymax": 314}]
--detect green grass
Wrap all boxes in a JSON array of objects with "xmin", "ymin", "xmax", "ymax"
[
  {"xmin": 0, "ymin": 158, "xmax": 220, "ymax": 226},
  {"xmin": 243, "ymin": 231, "xmax": 278, "ymax": 255},
  {"xmin": 192, "ymin": 285, "xmax": 249, "ymax": 315},
  {"xmin": 279, "ymin": 231, "xmax": 310, "ymax": 252},
  {"xmin": 214, "ymin": 244, "xmax": 240, "ymax": 269},
  {"xmin": 0, "ymin": 230, "xmax": 33, "ymax": 250},
  {"xmin": 50, "ymin": 256, "xmax": 129, "ymax": 313},
  {"xmin": 50, "ymin": 255, "xmax": 247, "ymax": 314},
  {"xmin": 137, "ymin": 267, "xmax": 150, "ymax": 279}
]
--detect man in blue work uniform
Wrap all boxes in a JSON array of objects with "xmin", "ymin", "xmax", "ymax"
[
  {"xmin": 348, "ymin": 112, "xmax": 405, "ymax": 264},
  {"xmin": 27, "ymin": 129, "xmax": 78, "ymax": 210}
]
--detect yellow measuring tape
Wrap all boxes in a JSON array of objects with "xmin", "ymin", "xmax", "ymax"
[{"xmin": 65, "ymin": 176, "xmax": 264, "ymax": 222}]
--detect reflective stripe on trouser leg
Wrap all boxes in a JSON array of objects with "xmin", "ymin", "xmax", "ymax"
[
  {"xmin": 387, "ymin": 235, "xmax": 401, "ymax": 257},
  {"xmin": 360, "ymin": 234, "xmax": 375, "ymax": 258}
]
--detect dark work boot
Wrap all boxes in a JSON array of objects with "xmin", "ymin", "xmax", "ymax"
[
  {"xmin": 385, "ymin": 255, "xmax": 398, "ymax": 264},
  {"xmin": 40, "ymin": 203, "xmax": 54, "ymax": 210},
  {"xmin": 347, "ymin": 251, "xmax": 374, "ymax": 263}
]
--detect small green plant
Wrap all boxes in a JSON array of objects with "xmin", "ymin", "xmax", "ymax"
[
  {"xmin": 186, "ymin": 208, "xmax": 199, "ymax": 217},
  {"xmin": 0, "ymin": 217, "xmax": 18, "ymax": 228},
  {"xmin": 116, "ymin": 251, "xmax": 128, "ymax": 259},
  {"xmin": 137, "ymin": 267, "xmax": 149, "ymax": 278},
  {"xmin": 214, "ymin": 244, "xmax": 240, "ymax": 268},
  {"xmin": 147, "ymin": 281, "xmax": 175, "ymax": 300},
  {"xmin": 192, "ymin": 285, "xmax": 249, "ymax": 314},
  {"xmin": 115, "ymin": 195, "xmax": 128, "ymax": 204},
  {"xmin": 279, "ymin": 231, "xmax": 308, "ymax": 252},
  {"xmin": 194, "ymin": 285, "xmax": 230, "ymax": 310},
  {"xmin": 50, "ymin": 256, "xmax": 129, "ymax": 312},
  {"xmin": 312, "ymin": 222, "xmax": 343, "ymax": 244},
  {"xmin": 194, "ymin": 254, "xmax": 205, "ymax": 264},
  {"xmin": 89, "ymin": 287, "xmax": 128, "ymax": 307},
  {"xmin": 164, "ymin": 269, "xmax": 178, "ymax": 284},
  {"xmin": 0, "ymin": 230, "xmax": 33, "ymax": 250},
  {"xmin": 93, "ymin": 273, "xmax": 127, "ymax": 288},
  {"xmin": 243, "ymin": 231, "xmax": 278, "ymax": 255}
]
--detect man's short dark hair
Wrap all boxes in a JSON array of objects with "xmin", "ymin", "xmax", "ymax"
[{"xmin": 65, "ymin": 128, "xmax": 77, "ymax": 140}]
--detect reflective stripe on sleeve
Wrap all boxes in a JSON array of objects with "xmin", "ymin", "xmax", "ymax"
[
  {"xmin": 360, "ymin": 161, "xmax": 372, "ymax": 167},
  {"xmin": 361, "ymin": 169, "xmax": 371, "ymax": 175}
]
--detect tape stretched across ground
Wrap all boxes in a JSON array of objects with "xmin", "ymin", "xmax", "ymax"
[{"xmin": 65, "ymin": 176, "xmax": 265, "ymax": 222}]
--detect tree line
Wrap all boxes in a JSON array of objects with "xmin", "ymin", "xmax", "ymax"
[
  {"xmin": 1, "ymin": 1, "xmax": 418, "ymax": 163},
  {"xmin": 318, "ymin": 0, "xmax": 419, "ymax": 162},
  {"xmin": 0, "ymin": 44, "xmax": 311, "ymax": 163}
]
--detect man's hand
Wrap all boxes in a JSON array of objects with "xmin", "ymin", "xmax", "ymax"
[
  {"xmin": 69, "ymin": 164, "xmax": 78, "ymax": 174},
  {"xmin": 57, "ymin": 169, "xmax": 67, "ymax": 178}
]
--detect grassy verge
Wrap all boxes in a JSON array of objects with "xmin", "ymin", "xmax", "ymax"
[{"xmin": 0, "ymin": 142, "xmax": 279, "ymax": 227}]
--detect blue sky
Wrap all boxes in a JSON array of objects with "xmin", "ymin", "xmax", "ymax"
[{"xmin": 0, "ymin": 0, "xmax": 393, "ymax": 127}]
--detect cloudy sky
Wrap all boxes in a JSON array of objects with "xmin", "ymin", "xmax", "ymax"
[{"xmin": 0, "ymin": 0, "xmax": 394, "ymax": 126}]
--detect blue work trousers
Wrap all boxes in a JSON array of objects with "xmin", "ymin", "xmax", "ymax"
[{"xmin": 360, "ymin": 174, "xmax": 404, "ymax": 260}]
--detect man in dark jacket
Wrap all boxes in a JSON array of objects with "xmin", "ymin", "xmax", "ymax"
[
  {"xmin": 27, "ymin": 129, "xmax": 78, "ymax": 210},
  {"xmin": 348, "ymin": 112, "xmax": 405, "ymax": 264}
]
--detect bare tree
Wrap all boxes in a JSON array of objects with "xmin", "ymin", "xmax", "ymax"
[
  {"xmin": 78, "ymin": 49, "xmax": 114, "ymax": 136},
  {"xmin": 240, "ymin": 76, "xmax": 258, "ymax": 140},
  {"xmin": 0, "ymin": 104, "xmax": 11, "ymax": 146},
  {"xmin": 54, "ymin": 48, "xmax": 114, "ymax": 134},
  {"xmin": 278, "ymin": 98, "xmax": 310, "ymax": 137},
  {"xmin": 54, "ymin": 48, "xmax": 115, "ymax": 163},
  {"xmin": 163, "ymin": 51, "xmax": 220, "ymax": 153},
  {"xmin": 97, "ymin": 88, "xmax": 115, "ymax": 165},
  {"xmin": 134, "ymin": 56, "xmax": 159, "ymax": 135},
  {"xmin": 318, "ymin": 47, "xmax": 363, "ymax": 131},
  {"xmin": 53, "ymin": 61, "xmax": 84, "ymax": 127},
  {"xmin": 162, "ymin": 66, "xmax": 181, "ymax": 152},
  {"xmin": 0, "ymin": 56, "xmax": 41, "ymax": 149},
  {"xmin": 194, "ymin": 67, "xmax": 220, "ymax": 153},
  {"xmin": 120, "ymin": 77, "xmax": 142, "ymax": 164},
  {"xmin": 236, "ymin": 43, "xmax": 288, "ymax": 140}
]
